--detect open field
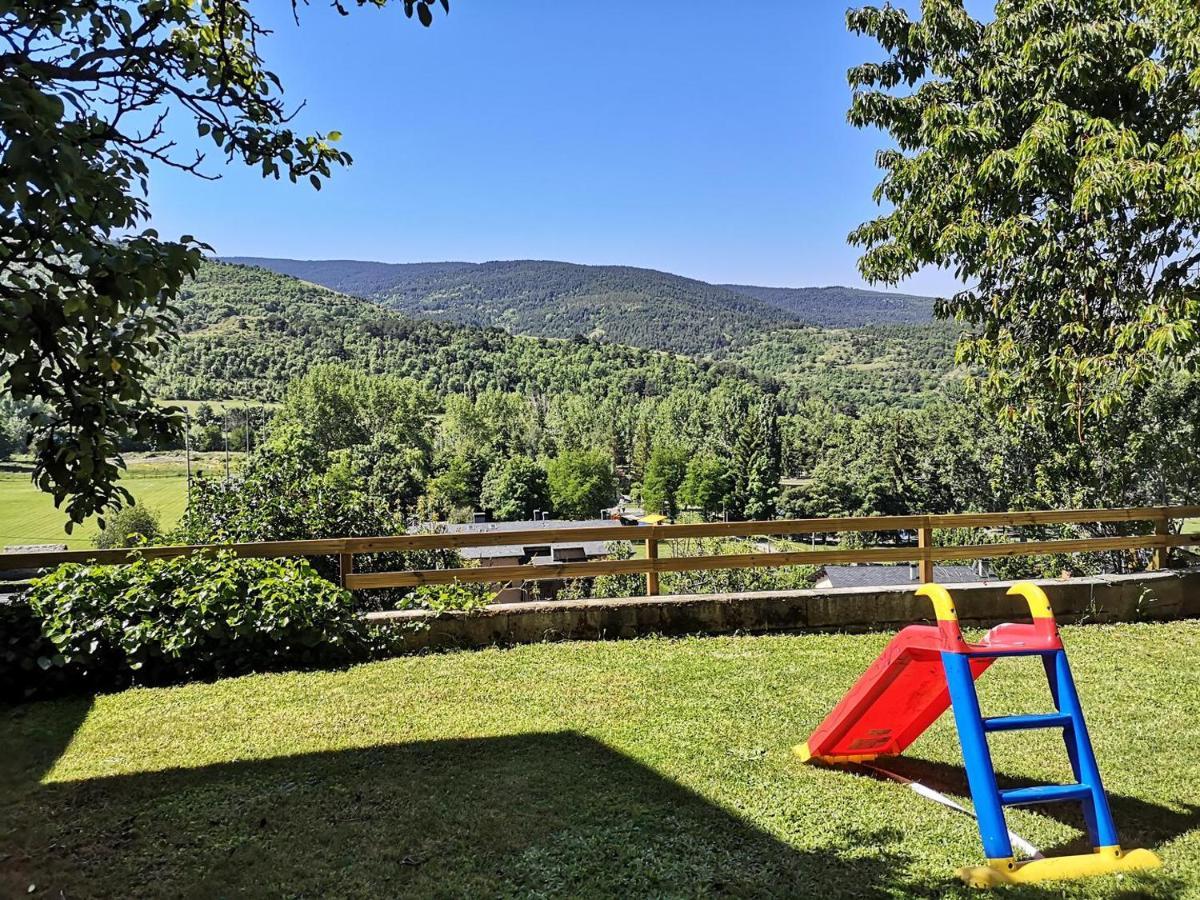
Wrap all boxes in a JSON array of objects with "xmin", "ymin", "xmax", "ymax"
[
  {"xmin": 3, "ymin": 621, "xmax": 1197, "ymax": 897},
  {"xmin": 155, "ymin": 398, "xmax": 279, "ymax": 413},
  {"xmin": 0, "ymin": 453, "xmax": 237, "ymax": 548}
]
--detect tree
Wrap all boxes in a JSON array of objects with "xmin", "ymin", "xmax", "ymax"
[
  {"xmin": 421, "ymin": 451, "xmax": 488, "ymax": 521},
  {"xmin": 546, "ymin": 449, "xmax": 616, "ymax": 520},
  {"xmin": 263, "ymin": 365, "xmax": 435, "ymax": 517},
  {"xmin": 480, "ymin": 456, "xmax": 551, "ymax": 522},
  {"xmin": 1, "ymin": 0, "xmax": 446, "ymax": 526},
  {"xmin": 325, "ymin": 440, "xmax": 428, "ymax": 519},
  {"xmin": 726, "ymin": 397, "xmax": 781, "ymax": 520},
  {"xmin": 0, "ymin": 396, "xmax": 27, "ymax": 460},
  {"xmin": 177, "ymin": 446, "xmax": 459, "ymax": 597},
  {"xmin": 848, "ymin": 0, "xmax": 1200, "ymax": 434},
  {"xmin": 271, "ymin": 364, "xmax": 432, "ymax": 463},
  {"xmin": 798, "ymin": 406, "xmax": 954, "ymax": 518},
  {"xmin": 93, "ymin": 504, "xmax": 161, "ymax": 549},
  {"xmin": 437, "ymin": 392, "xmax": 539, "ymax": 461},
  {"xmin": 641, "ymin": 444, "xmax": 690, "ymax": 518},
  {"xmin": 677, "ymin": 455, "xmax": 731, "ymax": 520}
]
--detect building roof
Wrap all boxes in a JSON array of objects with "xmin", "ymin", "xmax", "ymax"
[
  {"xmin": 428, "ymin": 519, "xmax": 630, "ymax": 561},
  {"xmin": 818, "ymin": 565, "xmax": 987, "ymax": 589}
]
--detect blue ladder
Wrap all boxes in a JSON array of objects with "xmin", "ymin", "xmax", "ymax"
[
  {"xmin": 942, "ymin": 646, "xmax": 1118, "ymax": 859},
  {"xmin": 934, "ymin": 583, "xmax": 1161, "ymax": 888}
]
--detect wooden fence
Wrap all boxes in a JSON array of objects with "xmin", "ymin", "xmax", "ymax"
[{"xmin": 3, "ymin": 506, "xmax": 1200, "ymax": 597}]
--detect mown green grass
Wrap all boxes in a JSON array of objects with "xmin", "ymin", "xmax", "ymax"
[
  {"xmin": 156, "ymin": 397, "xmax": 279, "ymax": 413},
  {"xmin": 2, "ymin": 621, "xmax": 1197, "ymax": 898},
  {"xmin": 0, "ymin": 455, "xmax": 232, "ymax": 548}
]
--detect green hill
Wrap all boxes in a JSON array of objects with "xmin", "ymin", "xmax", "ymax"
[
  {"xmin": 222, "ymin": 256, "xmax": 936, "ymax": 355},
  {"xmin": 150, "ymin": 261, "xmax": 959, "ymax": 410},
  {"xmin": 719, "ymin": 284, "xmax": 935, "ymax": 327},
  {"xmin": 729, "ymin": 323, "xmax": 963, "ymax": 410},
  {"xmin": 151, "ymin": 261, "xmax": 766, "ymax": 404}
]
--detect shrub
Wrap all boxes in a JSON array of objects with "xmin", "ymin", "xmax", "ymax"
[
  {"xmin": 0, "ymin": 600, "xmax": 70, "ymax": 701},
  {"xmin": 176, "ymin": 450, "xmax": 463, "ymax": 611},
  {"xmin": 589, "ymin": 538, "xmax": 820, "ymax": 600},
  {"xmin": 409, "ymin": 582, "xmax": 495, "ymax": 613},
  {"xmin": 934, "ymin": 526, "xmax": 1116, "ymax": 580},
  {"xmin": 20, "ymin": 551, "xmax": 371, "ymax": 693},
  {"xmin": 93, "ymin": 504, "xmax": 161, "ymax": 549}
]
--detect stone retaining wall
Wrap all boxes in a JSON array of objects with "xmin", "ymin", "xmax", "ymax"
[{"xmin": 366, "ymin": 569, "xmax": 1200, "ymax": 652}]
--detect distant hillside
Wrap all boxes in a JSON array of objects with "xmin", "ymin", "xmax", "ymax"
[
  {"xmin": 221, "ymin": 258, "xmax": 477, "ymax": 297},
  {"xmin": 162, "ymin": 261, "xmax": 958, "ymax": 410},
  {"xmin": 222, "ymin": 257, "xmax": 795, "ymax": 357},
  {"xmin": 720, "ymin": 284, "xmax": 935, "ymax": 327},
  {"xmin": 153, "ymin": 261, "xmax": 764, "ymax": 403},
  {"xmin": 729, "ymin": 323, "xmax": 962, "ymax": 411},
  {"xmin": 222, "ymin": 256, "xmax": 937, "ymax": 355}
]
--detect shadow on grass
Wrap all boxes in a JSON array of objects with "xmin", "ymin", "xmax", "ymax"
[
  {"xmin": 0, "ymin": 701, "xmax": 1188, "ymax": 899},
  {"xmin": 0, "ymin": 709, "xmax": 910, "ymax": 898},
  {"xmin": 878, "ymin": 756, "xmax": 1200, "ymax": 859}
]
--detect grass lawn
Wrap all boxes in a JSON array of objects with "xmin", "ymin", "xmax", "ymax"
[
  {"xmin": 2, "ymin": 621, "xmax": 1198, "ymax": 898},
  {"xmin": 155, "ymin": 398, "xmax": 280, "ymax": 414},
  {"xmin": 0, "ymin": 453, "xmax": 236, "ymax": 548}
]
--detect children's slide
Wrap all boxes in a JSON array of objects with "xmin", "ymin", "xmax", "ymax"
[{"xmin": 796, "ymin": 582, "xmax": 1162, "ymax": 889}]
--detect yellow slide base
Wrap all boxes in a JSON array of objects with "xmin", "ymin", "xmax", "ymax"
[
  {"xmin": 791, "ymin": 742, "xmax": 880, "ymax": 765},
  {"xmin": 958, "ymin": 846, "xmax": 1162, "ymax": 889}
]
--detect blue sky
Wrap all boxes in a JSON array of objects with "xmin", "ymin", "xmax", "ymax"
[{"xmin": 147, "ymin": 1, "xmax": 959, "ymax": 295}]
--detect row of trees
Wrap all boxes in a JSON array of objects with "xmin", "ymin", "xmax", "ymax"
[
  {"xmin": 226, "ymin": 363, "xmax": 784, "ymax": 526},
  {"xmin": 780, "ymin": 378, "xmax": 1200, "ymax": 522}
]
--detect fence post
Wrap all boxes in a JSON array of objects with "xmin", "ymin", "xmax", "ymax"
[
  {"xmin": 918, "ymin": 522, "xmax": 935, "ymax": 583},
  {"xmin": 339, "ymin": 552, "xmax": 354, "ymax": 588},
  {"xmin": 645, "ymin": 536, "xmax": 659, "ymax": 596},
  {"xmin": 1152, "ymin": 513, "xmax": 1170, "ymax": 571}
]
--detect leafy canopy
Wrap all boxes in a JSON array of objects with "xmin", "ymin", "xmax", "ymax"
[
  {"xmin": 848, "ymin": 0, "xmax": 1200, "ymax": 433},
  {"xmin": 480, "ymin": 455, "xmax": 551, "ymax": 522},
  {"xmin": 546, "ymin": 449, "xmax": 616, "ymax": 520},
  {"xmin": 0, "ymin": 0, "xmax": 445, "ymax": 527}
]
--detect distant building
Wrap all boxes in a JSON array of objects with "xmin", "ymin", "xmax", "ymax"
[
  {"xmin": 815, "ymin": 564, "xmax": 988, "ymax": 590},
  {"xmin": 436, "ymin": 516, "xmax": 634, "ymax": 603}
]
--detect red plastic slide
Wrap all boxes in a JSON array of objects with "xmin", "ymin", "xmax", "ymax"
[{"xmin": 797, "ymin": 623, "xmax": 993, "ymax": 763}]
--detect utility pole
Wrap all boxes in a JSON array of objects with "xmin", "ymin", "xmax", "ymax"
[
  {"xmin": 184, "ymin": 406, "xmax": 192, "ymax": 505},
  {"xmin": 244, "ymin": 405, "xmax": 250, "ymax": 455},
  {"xmin": 223, "ymin": 410, "xmax": 230, "ymax": 481}
]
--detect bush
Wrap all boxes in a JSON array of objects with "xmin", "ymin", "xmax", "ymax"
[
  {"xmin": 93, "ymin": 504, "xmax": 161, "ymax": 549},
  {"xmin": 409, "ymin": 582, "xmax": 495, "ymax": 613},
  {"xmin": 18, "ymin": 551, "xmax": 371, "ymax": 694},
  {"xmin": 176, "ymin": 450, "xmax": 463, "ymax": 611},
  {"xmin": 590, "ymin": 538, "xmax": 820, "ymax": 600},
  {"xmin": 934, "ymin": 526, "xmax": 1118, "ymax": 580},
  {"xmin": 1, "ymin": 600, "xmax": 71, "ymax": 701}
]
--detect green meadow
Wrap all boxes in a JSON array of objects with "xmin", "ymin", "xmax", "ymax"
[{"xmin": 0, "ymin": 453, "xmax": 235, "ymax": 549}]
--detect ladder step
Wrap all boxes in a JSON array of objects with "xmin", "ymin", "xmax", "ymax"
[
  {"xmin": 983, "ymin": 712, "xmax": 1073, "ymax": 732},
  {"xmin": 999, "ymin": 783, "xmax": 1093, "ymax": 807}
]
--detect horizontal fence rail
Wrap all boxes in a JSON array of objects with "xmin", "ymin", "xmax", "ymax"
[{"xmin": 3, "ymin": 506, "xmax": 1200, "ymax": 598}]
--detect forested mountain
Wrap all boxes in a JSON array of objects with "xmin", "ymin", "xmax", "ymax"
[
  {"xmin": 731, "ymin": 324, "xmax": 962, "ymax": 410},
  {"xmin": 220, "ymin": 258, "xmax": 478, "ymax": 297},
  {"xmin": 151, "ymin": 261, "xmax": 768, "ymax": 403},
  {"xmin": 152, "ymin": 261, "xmax": 959, "ymax": 411},
  {"xmin": 223, "ymin": 256, "xmax": 937, "ymax": 355},
  {"xmin": 719, "ymin": 284, "xmax": 935, "ymax": 327},
  {"xmin": 153, "ymin": 261, "xmax": 961, "ymax": 411},
  {"xmin": 222, "ymin": 257, "xmax": 794, "ymax": 356}
]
